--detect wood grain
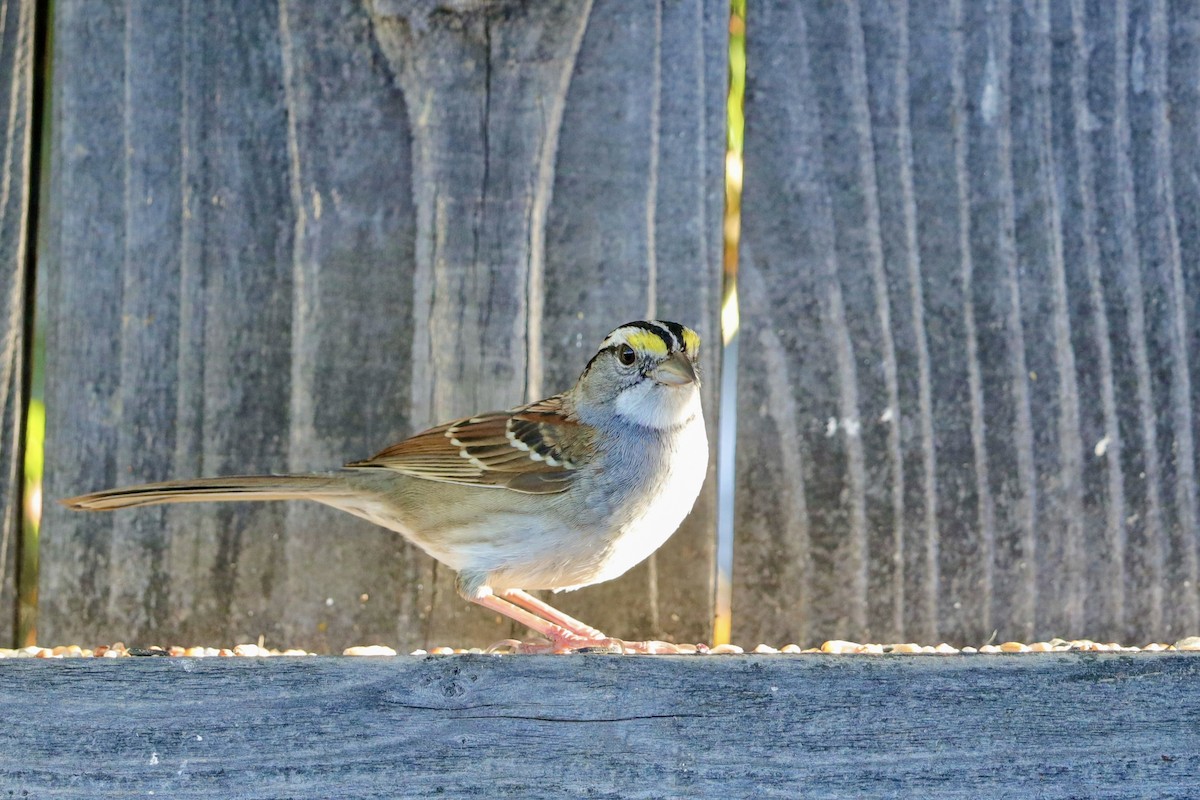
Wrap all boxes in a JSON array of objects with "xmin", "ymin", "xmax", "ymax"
[
  {"xmin": 366, "ymin": 0, "xmax": 595, "ymax": 648},
  {"xmin": 2, "ymin": 654, "xmax": 1198, "ymax": 797},
  {"xmin": 735, "ymin": 0, "xmax": 1200, "ymax": 647},
  {"xmin": 0, "ymin": 0, "xmax": 34, "ymax": 646},
  {"xmin": 542, "ymin": 0, "xmax": 726, "ymax": 645},
  {"xmin": 39, "ymin": 0, "xmax": 724, "ymax": 652}
]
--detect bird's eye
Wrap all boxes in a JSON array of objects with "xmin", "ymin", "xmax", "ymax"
[{"xmin": 616, "ymin": 344, "xmax": 637, "ymax": 366}]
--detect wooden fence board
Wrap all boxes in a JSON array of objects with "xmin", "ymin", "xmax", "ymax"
[
  {"xmin": 40, "ymin": 0, "xmax": 724, "ymax": 652},
  {"xmin": 542, "ymin": 0, "xmax": 727, "ymax": 644},
  {"xmin": 2, "ymin": 654, "xmax": 1199, "ymax": 797},
  {"xmin": 736, "ymin": 0, "xmax": 1200, "ymax": 647},
  {"xmin": 0, "ymin": 0, "xmax": 35, "ymax": 646}
]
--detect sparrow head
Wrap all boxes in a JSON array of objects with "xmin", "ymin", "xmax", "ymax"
[{"xmin": 574, "ymin": 320, "xmax": 702, "ymax": 430}]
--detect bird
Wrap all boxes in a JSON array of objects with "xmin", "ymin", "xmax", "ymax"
[{"xmin": 64, "ymin": 320, "xmax": 709, "ymax": 653}]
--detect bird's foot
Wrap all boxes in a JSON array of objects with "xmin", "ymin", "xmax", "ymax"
[
  {"xmin": 484, "ymin": 633, "xmax": 624, "ymax": 654},
  {"xmin": 484, "ymin": 635, "xmax": 688, "ymax": 654}
]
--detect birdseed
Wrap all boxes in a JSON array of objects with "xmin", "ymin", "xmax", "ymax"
[{"xmin": 2, "ymin": 636, "xmax": 1197, "ymax": 658}]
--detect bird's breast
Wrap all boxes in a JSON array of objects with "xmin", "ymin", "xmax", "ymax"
[{"xmin": 582, "ymin": 413, "xmax": 709, "ymax": 585}]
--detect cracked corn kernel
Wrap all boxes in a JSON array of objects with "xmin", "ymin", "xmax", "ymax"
[{"xmin": 343, "ymin": 645, "xmax": 398, "ymax": 656}]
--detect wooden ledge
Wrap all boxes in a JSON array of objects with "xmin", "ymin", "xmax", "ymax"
[{"xmin": 2, "ymin": 653, "xmax": 1197, "ymax": 797}]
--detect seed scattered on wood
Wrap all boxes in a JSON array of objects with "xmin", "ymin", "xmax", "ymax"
[
  {"xmin": 232, "ymin": 644, "xmax": 265, "ymax": 657},
  {"xmin": 4, "ymin": 635, "xmax": 1200, "ymax": 659},
  {"xmin": 343, "ymin": 645, "xmax": 399, "ymax": 657}
]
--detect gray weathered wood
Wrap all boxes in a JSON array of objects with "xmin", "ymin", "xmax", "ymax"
[
  {"xmin": 736, "ymin": 0, "xmax": 1200, "ymax": 647},
  {"xmin": 40, "ymin": 0, "xmax": 724, "ymax": 652},
  {"xmin": 0, "ymin": 0, "xmax": 35, "ymax": 647},
  {"xmin": 540, "ymin": 0, "xmax": 727, "ymax": 643},
  {"xmin": 2, "ymin": 654, "xmax": 1199, "ymax": 797}
]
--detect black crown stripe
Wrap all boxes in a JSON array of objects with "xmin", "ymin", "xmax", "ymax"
[{"xmin": 658, "ymin": 320, "xmax": 689, "ymax": 351}]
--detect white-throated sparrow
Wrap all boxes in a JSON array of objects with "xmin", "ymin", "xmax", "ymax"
[{"xmin": 65, "ymin": 320, "xmax": 708, "ymax": 653}]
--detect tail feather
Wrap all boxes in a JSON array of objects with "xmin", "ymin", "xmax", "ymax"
[{"xmin": 62, "ymin": 474, "xmax": 345, "ymax": 511}]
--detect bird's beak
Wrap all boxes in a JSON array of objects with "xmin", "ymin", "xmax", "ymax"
[{"xmin": 653, "ymin": 351, "xmax": 698, "ymax": 386}]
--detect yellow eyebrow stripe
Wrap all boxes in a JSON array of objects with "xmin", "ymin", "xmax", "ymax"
[
  {"xmin": 681, "ymin": 328, "xmax": 701, "ymax": 354},
  {"xmin": 624, "ymin": 330, "xmax": 670, "ymax": 356}
]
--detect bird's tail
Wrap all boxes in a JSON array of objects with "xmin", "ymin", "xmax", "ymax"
[{"xmin": 62, "ymin": 474, "xmax": 348, "ymax": 511}]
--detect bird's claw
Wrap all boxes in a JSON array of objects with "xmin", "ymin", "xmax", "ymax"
[{"xmin": 484, "ymin": 636, "xmax": 688, "ymax": 654}]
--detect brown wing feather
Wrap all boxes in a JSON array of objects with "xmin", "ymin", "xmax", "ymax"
[{"xmin": 344, "ymin": 394, "xmax": 590, "ymax": 494}]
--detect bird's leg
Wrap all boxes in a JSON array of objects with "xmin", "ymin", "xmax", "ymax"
[
  {"xmin": 472, "ymin": 593, "xmax": 621, "ymax": 653},
  {"xmin": 500, "ymin": 590, "xmax": 689, "ymax": 653},
  {"xmin": 499, "ymin": 589, "xmax": 608, "ymax": 640},
  {"xmin": 459, "ymin": 572, "xmax": 683, "ymax": 653}
]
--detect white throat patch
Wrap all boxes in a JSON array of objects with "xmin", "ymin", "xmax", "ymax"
[{"xmin": 614, "ymin": 382, "xmax": 702, "ymax": 430}]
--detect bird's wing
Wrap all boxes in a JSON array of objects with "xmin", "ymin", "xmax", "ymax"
[{"xmin": 344, "ymin": 395, "xmax": 588, "ymax": 495}]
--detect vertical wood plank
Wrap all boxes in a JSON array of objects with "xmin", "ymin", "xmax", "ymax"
[
  {"xmin": 545, "ymin": 0, "xmax": 726, "ymax": 644},
  {"xmin": 1008, "ymin": 0, "xmax": 1087, "ymax": 640},
  {"xmin": 963, "ymin": 0, "xmax": 1044, "ymax": 643},
  {"xmin": 1061, "ymin": 0, "xmax": 1128, "ymax": 638},
  {"xmin": 735, "ymin": 2, "xmax": 864, "ymax": 645},
  {"xmin": 1128, "ymin": 0, "xmax": 1199, "ymax": 637},
  {"xmin": 0, "ymin": 0, "xmax": 35, "ymax": 646},
  {"xmin": 41, "ymin": 0, "xmax": 122, "ymax": 639},
  {"xmin": 42, "ymin": 0, "xmax": 300, "ymax": 647},
  {"xmin": 40, "ymin": 0, "xmax": 724, "ymax": 651},
  {"xmin": 365, "ymin": 0, "xmax": 594, "ymax": 647},
  {"xmin": 1167, "ymin": 0, "xmax": 1200, "ymax": 636},
  {"xmin": 39, "ymin": 1, "xmax": 422, "ymax": 650},
  {"xmin": 274, "ymin": 0, "xmax": 420, "ymax": 652},
  {"xmin": 736, "ymin": 0, "xmax": 1200, "ymax": 646},
  {"xmin": 860, "ymin": 0, "xmax": 943, "ymax": 644},
  {"xmin": 1087, "ymin": 0, "xmax": 1163, "ymax": 642}
]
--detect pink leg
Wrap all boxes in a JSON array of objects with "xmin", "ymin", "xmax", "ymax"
[
  {"xmin": 500, "ymin": 590, "xmax": 608, "ymax": 639},
  {"xmin": 477, "ymin": 591, "xmax": 687, "ymax": 654},
  {"xmin": 472, "ymin": 594, "xmax": 620, "ymax": 652}
]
